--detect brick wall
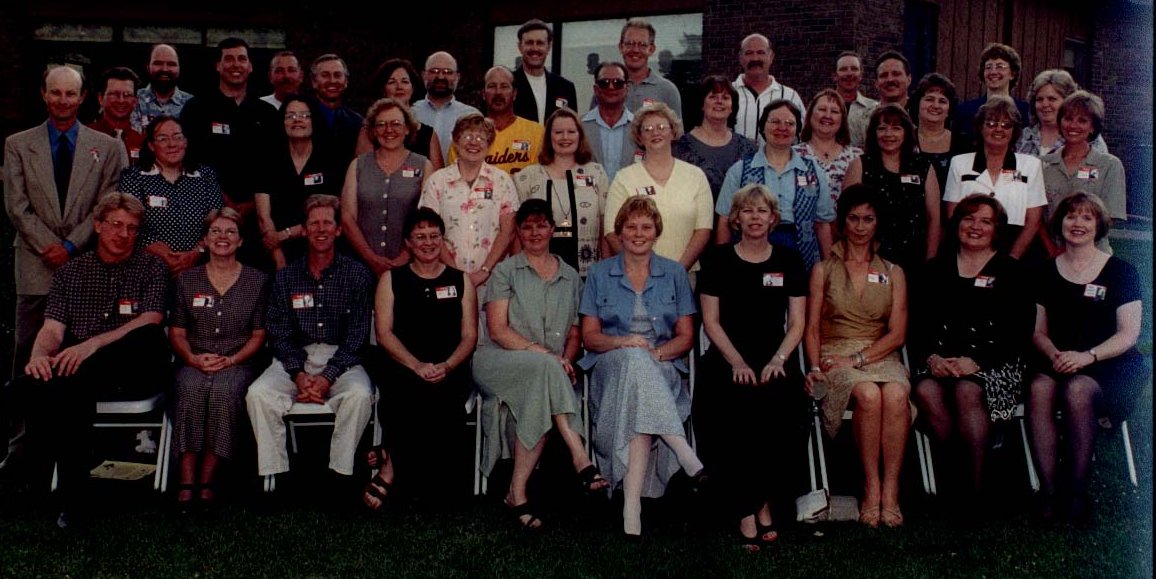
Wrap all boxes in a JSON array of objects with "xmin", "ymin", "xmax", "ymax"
[
  {"xmin": 1090, "ymin": 0, "xmax": 1152, "ymax": 218},
  {"xmin": 703, "ymin": 0, "xmax": 905, "ymax": 108}
]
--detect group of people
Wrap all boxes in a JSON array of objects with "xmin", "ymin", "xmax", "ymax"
[{"xmin": 0, "ymin": 17, "xmax": 1143, "ymax": 546}]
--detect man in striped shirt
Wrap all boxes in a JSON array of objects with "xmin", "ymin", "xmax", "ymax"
[{"xmin": 732, "ymin": 34, "xmax": 805, "ymax": 141}]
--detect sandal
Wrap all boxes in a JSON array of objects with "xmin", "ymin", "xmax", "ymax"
[
  {"xmin": 687, "ymin": 468, "xmax": 710, "ymax": 495},
  {"xmin": 859, "ymin": 505, "xmax": 881, "ymax": 528},
  {"xmin": 577, "ymin": 465, "xmax": 609, "ymax": 495},
  {"xmin": 756, "ymin": 522, "xmax": 779, "ymax": 545},
  {"xmin": 738, "ymin": 531, "xmax": 761, "ymax": 553},
  {"xmin": 362, "ymin": 472, "xmax": 393, "ymax": 511},
  {"xmin": 175, "ymin": 483, "xmax": 197, "ymax": 515},
  {"xmin": 365, "ymin": 446, "xmax": 389, "ymax": 470},
  {"xmin": 507, "ymin": 501, "xmax": 543, "ymax": 530},
  {"xmin": 881, "ymin": 507, "xmax": 904, "ymax": 528}
]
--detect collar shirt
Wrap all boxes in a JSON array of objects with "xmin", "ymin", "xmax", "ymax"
[
  {"xmin": 419, "ymin": 162, "xmax": 519, "ymax": 273},
  {"xmin": 847, "ymin": 92, "xmax": 880, "ymax": 148},
  {"xmin": 732, "ymin": 74, "xmax": 806, "ymax": 141},
  {"xmin": 44, "ymin": 250, "xmax": 168, "ymax": 342},
  {"xmin": 131, "ymin": 85, "xmax": 195, "ymax": 132},
  {"xmin": 266, "ymin": 253, "xmax": 373, "ymax": 383},
  {"xmin": 1016, "ymin": 125, "xmax": 1110, "ymax": 157},
  {"xmin": 88, "ymin": 117, "xmax": 145, "ymax": 163},
  {"xmin": 942, "ymin": 150, "xmax": 1046, "ymax": 225},
  {"xmin": 117, "ymin": 164, "xmax": 224, "ymax": 251},
  {"xmin": 582, "ymin": 107, "xmax": 635, "ymax": 182},
  {"xmin": 625, "ymin": 69, "xmax": 683, "ymax": 119},
  {"xmin": 411, "ymin": 97, "xmax": 481, "ymax": 162}
]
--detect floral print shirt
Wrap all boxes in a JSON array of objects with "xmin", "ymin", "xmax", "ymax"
[{"xmin": 420, "ymin": 162, "xmax": 519, "ymax": 273}]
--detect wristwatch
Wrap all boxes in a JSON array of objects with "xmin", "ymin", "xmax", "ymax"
[
  {"xmin": 480, "ymin": 265, "xmax": 491, "ymax": 274},
  {"xmin": 775, "ymin": 353, "xmax": 788, "ymax": 362},
  {"xmin": 1089, "ymin": 348, "xmax": 1098, "ymax": 362}
]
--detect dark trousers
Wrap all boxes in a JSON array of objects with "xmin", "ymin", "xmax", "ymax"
[
  {"xmin": 7, "ymin": 325, "xmax": 170, "ymax": 511},
  {"xmin": 2, "ymin": 294, "xmax": 48, "ymax": 470}
]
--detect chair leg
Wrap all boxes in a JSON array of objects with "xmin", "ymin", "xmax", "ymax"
[
  {"xmin": 914, "ymin": 430, "xmax": 936, "ymax": 495},
  {"xmin": 473, "ymin": 392, "xmax": 483, "ymax": 497},
  {"xmin": 1122, "ymin": 420, "xmax": 1138, "ymax": 488},
  {"xmin": 1019, "ymin": 414, "xmax": 1040, "ymax": 492}
]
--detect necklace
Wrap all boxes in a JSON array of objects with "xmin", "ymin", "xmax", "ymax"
[{"xmin": 734, "ymin": 242, "xmax": 771, "ymax": 262}]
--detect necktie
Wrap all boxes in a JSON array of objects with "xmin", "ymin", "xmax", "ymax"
[{"xmin": 54, "ymin": 133, "xmax": 72, "ymax": 212}]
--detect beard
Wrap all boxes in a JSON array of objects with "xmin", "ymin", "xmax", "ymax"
[
  {"xmin": 151, "ymin": 73, "xmax": 177, "ymax": 92},
  {"xmin": 426, "ymin": 80, "xmax": 453, "ymax": 98}
]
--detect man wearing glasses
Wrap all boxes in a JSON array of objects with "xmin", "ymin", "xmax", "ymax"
[
  {"xmin": 7, "ymin": 193, "xmax": 169, "ymax": 529},
  {"xmin": 412, "ymin": 51, "xmax": 480, "ymax": 162},
  {"xmin": 582, "ymin": 62, "xmax": 637, "ymax": 181},
  {"xmin": 617, "ymin": 19, "xmax": 682, "ymax": 118},
  {"xmin": 953, "ymin": 43, "xmax": 1030, "ymax": 146},
  {"xmin": 88, "ymin": 67, "xmax": 146, "ymax": 163},
  {"xmin": 2, "ymin": 66, "xmax": 127, "ymax": 494}
]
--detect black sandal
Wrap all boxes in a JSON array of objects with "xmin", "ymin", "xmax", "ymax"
[
  {"xmin": 756, "ymin": 522, "xmax": 779, "ymax": 545},
  {"xmin": 362, "ymin": 473, "xmax": 393, "ymax": 511},
  {"xmin": 577, "ymin": 465, "xmax": 609, "ymax": 495},
  {"xmin": 738, "ymin": 530, "xmax": 762, "ymax": 553},
  {"xmin": 508, "ymin": 501, "xmax": 543, "ymax": 530}
]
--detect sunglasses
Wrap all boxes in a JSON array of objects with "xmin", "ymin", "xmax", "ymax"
[{"xmin": 596, "ymin": 78, "xmax": 628, "ymax": 89}]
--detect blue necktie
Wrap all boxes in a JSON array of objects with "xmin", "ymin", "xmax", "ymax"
[{"xmin": 54, "ymin": 133, "xmax": 72, "ymax": 213}]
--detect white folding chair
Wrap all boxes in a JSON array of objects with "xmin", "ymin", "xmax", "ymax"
[
  {"xmin": 1017, "ymin": 403, "xmax": 1140, "ymax": 492},
  {"xmin": 263, "ymin": 388, "xmax": 382, "ymax": 493},
  {"xmin": 51, "ymin": 393, "xmax": 173, "ymax": 493},
  {"xmin": 468, "ymin": 391, "xmax": 485, "ymax": 496}
]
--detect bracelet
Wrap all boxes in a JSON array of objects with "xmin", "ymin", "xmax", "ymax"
[
  {"xmin": 1089, "ymin": 348, "xmax": 1098, "ymax": 362},
  {"xmin": 774, "ymin": 353, "xmax": 787, "ymax": 362},
  {"xmin": 810, "ymin": 366, "xmax": 823, "ymax": 374},
  {"xmin": 480, "ymin": 265, "xmax": 491, "ymax": 274}
]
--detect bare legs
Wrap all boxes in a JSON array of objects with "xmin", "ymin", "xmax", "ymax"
[
  {"xmin": 622, "ymin": 433, "xmax": 703, "ymax": 536},
  {"xmin": 851, "ymin": 380, "xmax": 909, "ymax": 526},
  {"xmin": 506, "ymin": 413, "xmax": 603, "ymax": 528},
  {"xmin": 914, "ymin": 378, "xmax": 991, "ymax": 493}
]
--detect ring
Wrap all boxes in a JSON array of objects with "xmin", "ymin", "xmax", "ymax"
[{"xmin": 823, "ymin": 358, "xmax": 833, "ymax": 365}]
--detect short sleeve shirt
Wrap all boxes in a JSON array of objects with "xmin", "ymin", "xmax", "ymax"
[
  {"xmin": 118, "ymin": 164, "xmax": 225, "ymax": 251},
  {"xmin": 171, "ymin": 264, "xmax": 269, "ymax": 356},
  {"xmin": 45, "ymin": 251, "xmax": 169, "ymax": 342},
  {"xmin": 419, "ymin": 162, "xmax": 519, "ymax": 273}
]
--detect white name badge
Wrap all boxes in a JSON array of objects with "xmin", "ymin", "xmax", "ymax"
[
  {"xmin": 304, "ymin": 173, "xmax": 324, "ymax": 186},
  {"xmin": 1077, "ymin": 166, "xmax": 1099, "ymax": 180},
  {"xmin": 512, "ymin": 140, "xmax": 530, "ymax": 152},
  {"xmin": 632, "ymin": 150, "xmax": 645, "ymax": 164},
  {"xmin": 763, "ymin": 272, "xmax": 784, "ymax": 287},
  {"xmin": 555, "ymin": 97, "xmax": 569, "ymax": 109},
  {"xmin": 900, "ymin": 174, "xmax": 922, "ymax": 185},
  {"xmin": 148, "ymin": 195, "xmax": 168, "ymax": 208},
  {"xmin": 867, "ymin": 270, "xmax": 889, "ymax": 284},
  {"xmin": 1083, "ymin": 283, "xmax": 1107, "ymax": 301},
  {"xmin": 401, "ymin": 166, "xmax": 421, "ymax": 178},
  {"xmin": 974, "ymin": 275, "xmax": 995, "ymax": 288},
  {"xmin": 211, "ymin": 122, "xmax": 231, "ymax": 135},
  {"xmin": 636, "ymin": 185, "xmax": 657, "ymax": 196},
  {"xmin": 435, "ymin": 285, "xmax": 458, "ymax": 299},
  {"xmin": 118, "ymin": 299, "xmax": 138, "ymax": 315},
  {"xmin": 292, "ymin": 293, "xmax": 315, "ymax": 309}
]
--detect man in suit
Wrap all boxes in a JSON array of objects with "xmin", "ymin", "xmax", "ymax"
[
  {"xmin": 581, "ymin": 61, "xmax": 636, "ymax": 182},
  {"xmin": 2, "ymin": 64, "xmax": 128, "ymax": 483},
  {"xmin": 511, "ymin": 19, "xmax": 578, "ymax": 124}
]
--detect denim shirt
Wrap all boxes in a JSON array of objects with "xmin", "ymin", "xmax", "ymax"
[{"xmin": 578, "ymin": 252, "xmax": 697, "ymax": 372}]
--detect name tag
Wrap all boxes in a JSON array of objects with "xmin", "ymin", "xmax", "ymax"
[
  {"xmin": 575, "ymin": 175, "xmax": 594, "ymax": 187},
  {"xmin": 1077, "ymin": 166, "xmax": 1099, "ymax": 180},
  {"xmin": 763, "ymin": 272, "xmax": 784, "ymax": 287},
  {"xmin": 867, "ymin": 270, "xmax": 889, "ymax": 284},
  {"xmin": 636, "ymin": 185, "xmax": 656, "ymax": 196},
  {"xmin": 1000, "ymin": 169, "xmax": 1027, "ymax": 183},
  {"xmin": 553, "ymin": 230, "xmax": 573, "ymax": 238},
  {"xmin": 632, "ymin": 150, "xmax": 645, "ymax": 164},
  {"xmin": 118, "ymin": 299, "xmax": 139, "ymax": 315},
  {"xmin": 555, "ymin": 97, "xmax": 569, "ymax": 109},
  {"xmin": 900, "ymin": 174, "xmax": 921, "ymax": 185},
  {"xmin": 974, "ymin": 275, "xmax": 995, "ymax": 288},
  {"xmin": 641, "ymin": 98, "xmax": 657, "ymax": 107},
  {"xmin": 211, "ymin": 122, "xmax": 231, "ymax": 135},
  {"xmin": 147, "ymin": 195, "xmax": 168, "ymax": 208},
  {"xmin": 1083, "ymin": 283, "xmax": 1107, "ymax": 301},
  {"xmin": 401, "ymin": 166, "xmax": 421, "ymax": 178},
  {"xmin": 512, "ymin": 140, "xmax": 530, "ymax": 152},
  {"xmin": 192, "ymin": 293, "xmax": 215, "ymax": 308},
  {"xmin": 292, "ymin": 293, "xmax": 315, "ymax": 309},
  {"xmin": 473, "ymin": 186, "xmax": 493, "ymax": 200},
  {"xmin": 129, "ymin": 147, "xmax": 140, "ymax": 159},
  {"xmin": 435, "ymin": 285, "xmax": 458, "ymax": 299},
  {"xmin": 304, "ymin": 173, "xmax": 324, "ymax": 186}
]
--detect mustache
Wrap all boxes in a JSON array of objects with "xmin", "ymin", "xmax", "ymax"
[{"xmin": 745, "ymin": 61, "xmax": 764, "ymax": 70}]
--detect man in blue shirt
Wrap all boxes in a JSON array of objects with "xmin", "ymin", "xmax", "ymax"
[{"xmin": 582, "ymin": 62, "xmax": 636, "ymax": 182}]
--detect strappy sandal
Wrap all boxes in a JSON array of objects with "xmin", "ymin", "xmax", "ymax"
[
  {"xmin": 881, "ymin": 507, "xmax": 904, "ymax": 528},
  {"xmin": 362, "ymin": 472, "xmax": 393, "ymax": 512},
  {"xmin": 577, "ymin": 465, "xmax": 609, "ymax": 495},
  {"xmin": 508, "ymin": 501, "xmax": 543, "ymax": 530}
]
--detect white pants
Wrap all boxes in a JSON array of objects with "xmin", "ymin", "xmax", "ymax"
[{"xmin": 246, "ymin": 344, "xmax": 373, "ymax": 476}]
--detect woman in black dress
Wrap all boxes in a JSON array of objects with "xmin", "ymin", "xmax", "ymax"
[
  {"xmin": 911, "ymin": 195, "xmax": 1034, "ymax": 507},
  {"xmin": 1027, "ymin": 192, "xmax": 1145, "ymax": 522},
  {"xmin": 363, "ymin": 207, "xmax": 477, "ymax": 508},
  {"xmin": 695, "ymin": 183, "xmax": 807, "ymax": 551}
]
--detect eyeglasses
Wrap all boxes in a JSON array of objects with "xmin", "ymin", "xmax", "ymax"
[
  {"xmin": 208, "ymin": 227, "xmax": 240, "ymax": 237},
  {"xmin": 641, "ymin": 123, "xmax": 670, "ymax": 134},
  {"xmin": 101, "ymin": 219, "xmax": 139, "ymax": 234},
  {"xmin": 983, "ymin": 62, "xmax": 1010, "ymax": 71},
  {"xmin": 766, "ymin": 119, "xmax": 797, "ymax": 128},
  {"xmin": 596, "ymin": 78, "xmax": 628, "ymax": 89},
  {"xmin": 153, "ymin": 133, "xmax": 186, "ymax": 144},
  {"xmin": 426, "ymin": 68, "xmax": 457, "ymax": 76},
  {"xmin": 984, "ymin": 120, "xmax": 1015, "ymax": 130},
  {"xmin": 411, "ymin": 233, "xmax": 442, "ymax": 243},
  {"xmin": 285, "ymin": 111, "xmax": 312, "ymax": 120},
  {"xmin": 374, "ymin": 119, "xmax": 405, "ymax": 130},
  {"xmin": 460, "ymin": 133, "xmax": 489, "ymax": 143},
  {"xmin": 103, "ymin": 91, "xmax": 135, "ymax": 100},
  {"xmin": 621, "ymin": 41, "xmax": 651, "ymax": 50}
]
